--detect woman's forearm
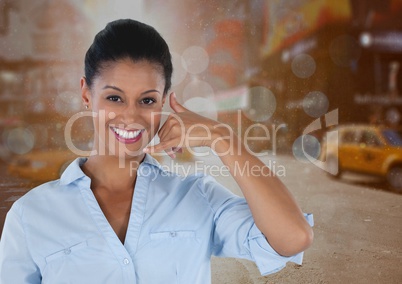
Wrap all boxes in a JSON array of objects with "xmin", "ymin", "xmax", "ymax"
[{"xmin": 211, "ymin": 129, "xmax": 313, "ymax": 256}]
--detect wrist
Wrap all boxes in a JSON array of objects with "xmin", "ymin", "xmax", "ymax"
[{"xmin": 210, "ymin": 125, "xmax": 239, "ymax": 155}]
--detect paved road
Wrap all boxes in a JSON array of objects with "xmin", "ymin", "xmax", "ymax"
[
  {"xmin": 0, "ymin": 154, "xmax": 401, "ymax": 283},
  {"xmin": 196, "ymin": 153, "xmax": 402, "ymax": 284}
]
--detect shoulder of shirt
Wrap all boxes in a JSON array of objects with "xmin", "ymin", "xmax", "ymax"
[
  {"xmin": 12, "ymin": 156, "xmax": 91, "ymax": 213},
  {"xmin": 10, "ymin": 178, "xmax": 63, "ymax": 214}
]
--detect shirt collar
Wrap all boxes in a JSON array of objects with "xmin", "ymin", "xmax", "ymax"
[
  {"xmin": 59, "ymin": 157, "xmax": 88, "ymax": 186},
  {"xmin": 59, "ymin": 154, "xmax": 164, "ymax": 186},
  {"xmin": 141, "ymin": 153, "xmax": 165, "ymax": 171}
]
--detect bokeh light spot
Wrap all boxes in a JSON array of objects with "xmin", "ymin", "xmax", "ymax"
[
  {"xmin": 32, "ymin": 102, "xmax": 45, "ymax": 113},
  {"xmin": 291, "ymin": 54, "xmax": 316, "ymax": 78},
  {"xmin": 182, "ymin": 79, "xmax": 214, "ymax": 102},
  {"xmin": 386, "ymin": 108, "xmax": 401, "ymax": 125},
  {"xmin": 244, "ymin": 86, "xmax": 276, "ymax": 122},
  {"xmin": 6, "ymin": 128, "xmax": 35, "ymax": 155},
  {"xmin": 359, "ymin": 32, "xmax": 373, "ymax": 47},
  {"xmin": 182, "ymin": 46, "xmax": 209, "ymax": 74},
  {"xmin": 329, "ymin": 35, "xmax": 361, "ymax": 67},
  {"xmin": 303, "ymin": 91, "xmax": 329, "ymax": 118},
  {"xmin": 27, "ymin": 124, "xmax": 48, "ymax": 150},
  {"xmin": 292, "ymin": 135, "xmax": 321, "ymax": 163},
  {"xmin": 183, "ymin": 96, "xmax": 218, "ymax": 121},
  {"xmin": 108, "ymin": 112, "xmax": 116, "ymax": 119}
]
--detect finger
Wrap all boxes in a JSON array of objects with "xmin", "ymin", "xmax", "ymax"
[
  {"xmin": 165, "ymin": 147, "xmax": 182, "ymax": 159},
  {"xmin": 165, "ymin": 149, "xmax": 176, "ymax": 159},
  {"xmin": 143, "ymin": 139, "xmax": 180, "ymax": 154},
  {"xmin": 172, "ymin": 146, "xmax": 183, "ymax": 153},
  {"xmin": 143, "ymin": 144, "xmax": 176, "ymax": 159},
  {"xmin": 144, "ymin": 144, "xmax": 177, "ymax": 159},
  {"xmin": 170, "ymin": 92, "xmax": 187, "ymax": 113}
]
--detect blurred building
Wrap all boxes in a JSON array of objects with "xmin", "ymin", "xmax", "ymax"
[
  {"xmin": 0, "ymin": 0, "xmax": 92, "ymax": 155},
  {"xmin": 3, "ymin": 0, "xmax": 400, "ymax": 158},
  {"xmin": 144, "ymin": 0, "xmax": 268, "ymax": 151},
  {"xmin": 254, "ymin": 0, "xmax": 402, "ymax": 144},
  {"xmin": 350, "ymin": 0, "xmax": 402, "ymax": 126},
  {"xmin": 146, "ymin": 0, "xmax": 402, "ymax": 153}
]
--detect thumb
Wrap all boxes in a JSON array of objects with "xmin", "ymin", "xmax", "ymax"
[{"xmin": 170, "ymin": 92, "xmax": 187, "ymax": 113}]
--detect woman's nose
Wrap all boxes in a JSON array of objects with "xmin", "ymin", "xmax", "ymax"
[{"xmin": 121, "ymin": 104, "xmax": 145, "ymax": 127}]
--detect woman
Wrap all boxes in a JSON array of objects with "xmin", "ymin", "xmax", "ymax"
[{"xmin": 0, "ymin": 19, "xmax": 313, "ymax": 283}]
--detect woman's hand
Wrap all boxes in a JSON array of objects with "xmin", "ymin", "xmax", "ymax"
[
  {"xmin": 143, "ymin": 92, "xmax": 228, "ymax": 158},
  {"xmin": 144, "ymin": 94, "xmax": 313, "ymax": 256}
]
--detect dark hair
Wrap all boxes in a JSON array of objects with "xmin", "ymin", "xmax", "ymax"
[{"xmin": 84, "ymin": 19, "xmax": 173, "ymax": 95}]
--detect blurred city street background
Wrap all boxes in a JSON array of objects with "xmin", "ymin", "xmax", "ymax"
[{"xmin": 1, "ymin": 0, "xmax": 402, "ymax": 283}]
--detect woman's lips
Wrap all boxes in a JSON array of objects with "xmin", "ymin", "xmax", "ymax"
[{"xmin": 110, "ymin": 127, "xmax": 144, "ymax": 144}]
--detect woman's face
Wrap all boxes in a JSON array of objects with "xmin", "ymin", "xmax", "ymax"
[{"xmin": 81, "ymin": 59, "xmax": 166, "ymax": 159}]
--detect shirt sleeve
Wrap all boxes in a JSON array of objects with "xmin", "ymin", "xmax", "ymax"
[
  {"xmin": 197, "ymin": 175, "xmax": 314, "ymax": 276},
  {"xmin": 0, "ymin": 203, "xmax": 41, "ymax": 284}
]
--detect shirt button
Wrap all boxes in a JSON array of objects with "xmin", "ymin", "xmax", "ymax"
[
  {"xmin": 123, "ymin": 258, "xmax": 130, "ymax": 265},
  {"xmin": 170, "ymin": 231, "xmax": 176, "ymax": 237},
  {"xmin": 64, "ymin": 248, "xmax": 71, "ymax": 255}
]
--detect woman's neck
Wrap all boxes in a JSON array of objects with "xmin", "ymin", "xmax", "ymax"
[{"xmin": 81, "ymin": 153, "xmax": 145, "ymax": 192}]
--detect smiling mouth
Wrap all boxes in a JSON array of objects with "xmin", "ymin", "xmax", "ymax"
[{"xmin": 110, "ymin": 127, "xmax": 144, "ymax": 144}]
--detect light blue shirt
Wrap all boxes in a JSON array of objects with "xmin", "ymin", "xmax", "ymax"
[{"xmin": 0, "ymin": 154, "xmax": 313, "ymax": 284}]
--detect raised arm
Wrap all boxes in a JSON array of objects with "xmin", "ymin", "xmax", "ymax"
[{"xmin": 144, "ymin": 92, "xmax": 313, "ymax": 256}]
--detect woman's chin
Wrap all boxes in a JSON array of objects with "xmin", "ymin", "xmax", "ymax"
[{"xmin": 114, "ymin": 146, "xmax": 146, "ymax": 159}]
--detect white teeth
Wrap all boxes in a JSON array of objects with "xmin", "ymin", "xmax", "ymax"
[{"xmin": 112, "ymin": 127, "xmax": 142, "ymax": 140}]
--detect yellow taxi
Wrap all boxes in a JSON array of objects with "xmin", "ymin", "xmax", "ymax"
[{"xmin": 323, "ymin": 124, "xmax": 402, "ymax": 192}]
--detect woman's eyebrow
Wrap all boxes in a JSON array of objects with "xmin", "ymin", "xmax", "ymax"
[
  {"xmin": 103, "ymin": 85, "xmax": 124, "ymax": 93},
  {"xmin": 141, "ymin": 89, "xmax": 160, "ymax": 95},
  {"xmin": 102, "ymin": 85, "xmax": 160, "ymax": 95}
]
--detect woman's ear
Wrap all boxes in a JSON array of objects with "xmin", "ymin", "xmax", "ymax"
[{"xmin": 81, "ymin": 77, "xmax": 91, "ymax": 108}]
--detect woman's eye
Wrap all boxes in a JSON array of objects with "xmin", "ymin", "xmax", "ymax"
[
  {"xmin": 106, "ymin": 95, "xmax": 122, "ymax": 102},
  {"xmin": 141, "ymin": 98, "xmax": 156, "ymax": 105}
]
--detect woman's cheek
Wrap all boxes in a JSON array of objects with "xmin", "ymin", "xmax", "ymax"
[
  {"xmin": 106, "ymin": 110, "xmax": 117, "ymax": 120},
  {"xmin": 92, "ymin": 116, "xmax": 100, "ymax": 133},
  {"xmin": 142, "ymin": 109, "xmax": 158, "ymax": 126}
]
